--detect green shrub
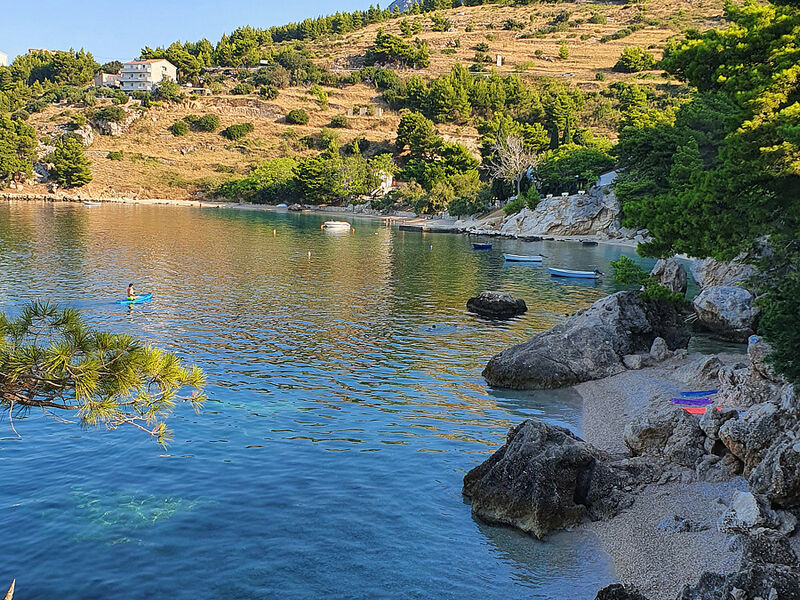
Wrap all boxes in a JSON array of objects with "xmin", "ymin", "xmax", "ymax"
[
  {"xmin": 329, "ymin": 114, "xmax": 349, "ymax": 128},
  {"xmin": 192, "ymin": 114, "xmax": 220, "ymax": 132},
  {"xmin": 610, "ymin": 256, "xmax": 685, "ymax": 304},
  {"xmin": 503, "ymin": 18, "xmax": 526, "ymax": 31},
  {"xmin": 614, "ymin": 47, "xmax": 657, "ymax": 73},
  {"xmin": 559, "ymin": 42, "xmax": 569, "ymax": 60},
  {"xmin": 151, "ymin": 79, "xmax": 183, "ymax": 102},
  {"xmin": 503, "ymin": 195, "xmax": 526, "ymax": 215},
  {"xmin": 170, "ymin": 120, "xmax": 189, "ymax": 136},
  {"xmin": 230, "ymin": 82, "xmax": 255, "ymax": 95},
  {"xmin": 67, "ymin": 112, "xmax": 87, "ymax": 130},
  {"xmin": 430, "ymin": 13, "xmax": 451, "ymax": 32},
  {"xmin": 595, "ymin": 72, "xmax": 606, "ymax": 81},
  {"xmin": 107, "ymin": 150, "xmax": 124, "ymax": 160},
  {"xmin": 94, "ymin": 105, "xmax": 125, "ymax": 122},
  {"xmin": 221, "ymin": 122, "xmax": 254, "ymax": 140},
  {"xmin": 475, "ymin": 42, "xmax": 489, "ymax": 52},
  {"xmin": 309, "ymin": 84, "xmax": 328, "ymax": 107},
  {"xmin": 286, "ymin": 109, "xmax": 309, "ymax": 125},
  {"xmin": 259, "ymin": 85, "xmax": 279, "ymax": 100},
  {"xmin": 588, "ymin": 13, "xmax": 607, "ymax": 24}
]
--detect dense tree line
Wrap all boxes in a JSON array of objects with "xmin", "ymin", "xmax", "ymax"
[{"xmin": 617, "ymin": 0, "xmax": 800, "ymax": 381}]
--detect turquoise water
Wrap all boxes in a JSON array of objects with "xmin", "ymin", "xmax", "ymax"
[{"xmin": 0, "ymin": 202, "xmax": 649, "ymax": 599}]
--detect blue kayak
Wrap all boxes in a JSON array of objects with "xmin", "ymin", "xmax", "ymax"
[
  {"xmin": 681, "ymin": 389, "xmax": 718, "ymax": 398},
  {"xmin": 116, "ymin": 293, "xmax": 153, "ymax": 305}
]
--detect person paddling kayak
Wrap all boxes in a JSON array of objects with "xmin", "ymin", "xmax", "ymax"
[{"xmin": 127, "ymin": 283, "xmax": 138, "ymax": 301}]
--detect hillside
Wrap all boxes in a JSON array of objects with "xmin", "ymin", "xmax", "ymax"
[{"xmin": 18, "ymin": 0, "xmax": 725, "ymax": 201}]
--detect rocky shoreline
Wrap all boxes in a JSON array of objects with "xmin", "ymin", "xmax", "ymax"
[{"xmin": 465, "ymin": 260, "xmax": 799, "ymax": 599}]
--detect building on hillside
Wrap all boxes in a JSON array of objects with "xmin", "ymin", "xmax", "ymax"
[
  {"xmin": 119, "ymin": 59, "xmax": 177, "ymax": 92},
  {"xmin": 94, "ymin": 72, "xmax": 121, "ymax": 88},
  {"xmin": 0, "ymin": 52, "xmax": 7, "ymax": 67}
]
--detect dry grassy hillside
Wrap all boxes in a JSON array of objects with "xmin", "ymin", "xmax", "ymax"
[{"xmin": 23, "ymin": 0, "xmax": 724, "ymax": 201}]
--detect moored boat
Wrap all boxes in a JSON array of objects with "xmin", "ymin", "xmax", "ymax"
[
  {"xmin": 548, "ymin": 267, "xmax": 601, "ymax": 279},
  {"xmin": 82, "ymin": 201, "xmax": 102, "ymax": 206},
  {"xmin": 503, "ymin": 253, "xmax": 543, "ymax": 262},
  {"xmin": 472, "ymin": 243, "xmax": 492, "ymax": 250},
  {"xmin": 322, "ymin": 221, "xmax": 351, "ymax": 231}
]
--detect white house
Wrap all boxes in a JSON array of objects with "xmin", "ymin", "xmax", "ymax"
[
  {"xmin": 93, "ymin": 72, "xmax": 121, "ymax": 88},
  {"xmin": 119, "ymin": 59, "xmax": 177, "ymax": 92},
  {"xmin": 0, "ymin": 52, "xmax": 8, "ymax": 67}
]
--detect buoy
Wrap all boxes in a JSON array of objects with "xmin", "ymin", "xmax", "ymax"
[{"xmin": 273, "ymin": 229, "xmax": 276, "ymax": 236}]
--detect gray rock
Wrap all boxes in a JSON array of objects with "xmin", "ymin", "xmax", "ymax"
[
  {"xmin": 718, "ymin": 402, "xmax": 790, "ymax": 474},
  {"xmin": 677, "ymin": 565, "xmax": 800, "ymax": 600},
  {"xmin": 651, "ymin": 258, "xmax": 687, "ymax": 295},
  {"xmin": 624, "ymin": 406, "xmax": 707, "ymax": 469},
  {"xmin": 483, "ymin": 291, "xmax": 689, "ymax": 389},
  {"xmin": 466, "ymin": 291, "xmax": 527, "ymax": 319},
  {"xmin": 717, "ymin": 491, "xmax": 797, "ymax": 535},
  {"xmin": 623, "ymin": 354, "xmax": 644, "ymax": 370},
  {"xmin": 499, "ymin": 190, "xmax": 620, "ymax": 238},
  {"xmin": 657, "ymin": 514, "xmax": 710, "ymax": 533},
  {"xmin": 699, "ymin": 407, "xmax": 739, "ymax": 441},
  {"xmin": 463, "ymin": 420, "xmax": 604, "ymax": 538},
  {"xmin": 749, "ymin": 422, "xmax": 800, "ymax": 508},
  {"xmin": 595, "ymin": 584, "xmax": 650, "ymax": 600},
  {"xmin": 650, "ymin": 337, "xmax": 671, "ymax": 362},
  {"xmin": 740, "ymin": 530, "xmax": 799, "ymax": 567},
  {"xmin": 689, "ymin": 257, "xmax": 757, "ymax": 288},
  {"xmin": 462, "ymin": 419, "xmax": 649, "ymax": 539},
  {"xmin": 692, "ymin": 286, "xmax": 760, "ymax": 343}
]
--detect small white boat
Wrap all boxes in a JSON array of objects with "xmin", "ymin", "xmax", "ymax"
[
  {"xmin": 82, "ymin": 201, "xmax": 101, "ymax": 206},
  {"xmin": 322, "ymin": 220, "xmax": 352, "ymax": 231},
  {"xmin": 548, "ymin": 267, "xmax": 601, "ymax": 279},
  {"xmin": 276, "ymin": 203, "xmax": 288, "ymax": 208},
  {"xmin": 504, "ymin": 253, "xmax": 543, "ymax": 262}
]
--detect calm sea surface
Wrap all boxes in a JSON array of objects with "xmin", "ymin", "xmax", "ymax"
[{"xmin": 0, "ymin": 202, "xmax": 650, "ymax": 599}]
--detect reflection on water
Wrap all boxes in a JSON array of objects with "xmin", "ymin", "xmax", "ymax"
[{"xmin": 0, "ymin": 203, "xmax": 640, "ymax": 599}]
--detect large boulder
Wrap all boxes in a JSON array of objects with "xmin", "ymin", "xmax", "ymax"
[
  {"xmin": 749, "ymin": 421, "xmax": 800, "ymax": 508},
  {"xmin": 483, "ymin": 291, "xmax": 689, "ymax": 389},
  {"xmin": 466, "ymin": 291, "xmax": 527, "ymax": 319},
  {"xmin": 718, "ymin": 402, "xmax": 792, "ymax": 474},
  {"xmin": 650, "ymin": 258, "xmax": 687, "ymax": 295},
  {"xmin": 689, "ymin": 257, "xmax": 757, "ymax": 288},
  {"xmin": 623, "ymin": 406, "xmax": 706, "ymax": 469},
  {"xmin": 692, "ymin": 285, "xmax": 759, "ymax": 343},
  {"xmin": 499, "ymin": 190, "xmax": 620, "ymax": 238},
  {"xmin": 463, "ymin": 420, "xmax": 638, "ymax": 539},
  {"xmin": 595, "ymin": 584, "xmax": 650, "ymax": 600}
]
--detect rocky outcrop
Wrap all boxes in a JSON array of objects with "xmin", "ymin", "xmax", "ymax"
[
  {"xmin": 498, "ymin": 189, "xmax": 620, "ymax": 238},
  {"xmin": 692, "ymin": 286, "xmax": 759, "ymax": 342},
  {"xmin": 466, "ymin": 291, "xmax": 527, "ymax": 319},
  {"xmin": 483, "ymin": 291, "xmax": 689, "ymax": 389},
  {"xmin": 595, "ymin": 584, "xmax": 650, "ymax": 600},
  {"xmin": 650, "ymin": 259, "xmax": 687, "ymax": 295},
  {"xmin": 91, "ymin": 110, "xmax": 141, "ymax": 136},
  {"xmin": 689, "ymin": 257, "xmax": 757, "ymax": 288},
  {"xmin": 624, "ymin": 407, "xmax": 707, "ymax": 469},
  {"xmin": 716, "ymin": 336, "xmax": 788, "ymax": 409},
  {"xmin": 462, "ymin": 420, "xmax": 653, "ymax": 539}
]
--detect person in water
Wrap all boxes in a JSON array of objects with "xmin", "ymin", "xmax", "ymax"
[{"xmin": 127, "ymin": 283, "xmax": 138, "ymax": 300}]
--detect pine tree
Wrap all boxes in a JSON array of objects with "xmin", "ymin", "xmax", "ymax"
[{"xmin": 49, "ymin": 135, "xmax": 92, "ymax": 187}]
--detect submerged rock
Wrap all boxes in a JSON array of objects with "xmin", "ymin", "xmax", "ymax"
[
  {"xmin": 466, "ymin": 291, "xmax": 527, "ymax": 319},
  {"xmin": 483, "ymin": 291, "xmax": 689, "ymax": 389},
  {"xmin": 692, "ymin": 285, "xmax": 759, "ymax": 343}
]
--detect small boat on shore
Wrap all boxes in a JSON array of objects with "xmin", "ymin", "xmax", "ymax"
[
  {"xmin": 322, "ymin": 221, "xmax": 351, "ymax": 231},
  {"xmin": 548, "ymin": 267, "xmax": 601, "ymax": 279},
  {"xmin": 671, "ymin": 397, "xmax": 712, "ymax": 406},
  {"xmin": 503, "ymin": 253, "xmax": 543, "ymax": 262},
  {"xmin": 681, "ymin": 406, "xmax": 722, "ymax": 415},
  {"xmin": 681, "ymin": 389, "xmax": 718, "ymax": 397},
  {"xmin": 472, "ymin": 243, "xmax": 492, "ymax": 250},
  {"xmin": 82, "ymin": 201, "xmax": 101, "ymax": 206}
]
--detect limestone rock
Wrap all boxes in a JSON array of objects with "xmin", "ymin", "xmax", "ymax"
[
  {"xmin": 650, "ymin": 337, "xmax": 671, "ymax": 362},
  {"xmin": 462, "ymin": 419, "xmax": 633, "ymax": 539},
  {"xmin": 677, "ymin": 564, "xmax": 800, "ymax": 600},
  {"xmin": 624, "ymin": 406, "xmax": 706, "ymax": 468},
  {"xmin": 466, "ymin": 291, "xmax": 527, "ymax": 319},
  {"xmin": 623, "ymin": 354, "xmax": 644, "ymax": 370},
  {"xmin": 718, "ymin": 491, "xmax": 797, "ymax": 536},
  {"xmin": 689, "ymin": 257, "xmax": 757, "ymax": 288},
  {"xmin": 692, "ymin": 286, "xmax": 759, "ymax": 343},
  {"xmin": 483, "ymin": 291, "xmax": 689, "ymax": 389},
  {"xmin": 749, "ymin": 422, "xmax": 800, "ymax": 508},
  {"xmin": 499, "ymin": 189, "xmax": 620, "ymax": 238},
  {"xmin": 718, "ymin": 402, "xmax": 791, "ymax": 474},
  {"xmin": 651, "ymin": 259, "xmax": 687, "ymax": 295},
  {"xmin": 699, "ymin": 407, "xmax": 738, "ymax": 441}
]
